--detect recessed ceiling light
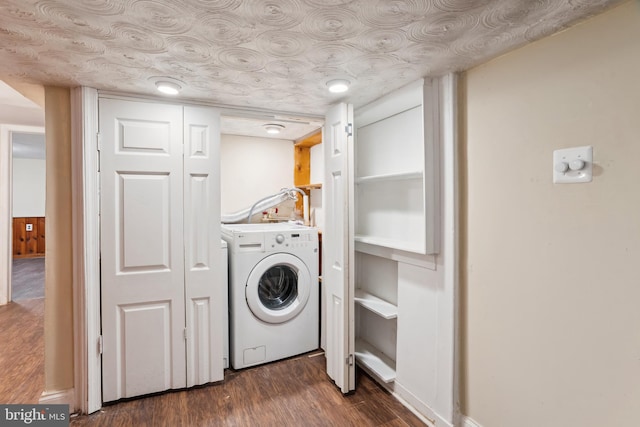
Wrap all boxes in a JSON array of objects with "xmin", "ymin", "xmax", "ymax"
[
  {"xmin": 155, "ymin": 81, "xmax": 181, "ymax": 95},
  {"xmin": 263, "ymin": 124, "xmax": 285, "ymax": 134},
  {"xmin": 327, "ymin": 79, "xmax": 350, "ymax": 94}
]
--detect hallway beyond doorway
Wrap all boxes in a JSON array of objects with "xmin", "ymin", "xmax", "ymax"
[{"xmin": 11, "ymin": 257, "xmax": 44, "ymax": 300}]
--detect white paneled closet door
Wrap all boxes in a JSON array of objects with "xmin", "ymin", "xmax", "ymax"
[
  {"xmin": 99, "ymin": 99, "xmax": 186, "ymax": 401},
  {"xmin": 323, "ymin": 103, "xmax": 355, "ymax": 393},
  {"xmin": 183, "ymin": 106, "xmax": 223, "ymax": 387},
  {"xmin": 99, "ymin": 98, "xmax": 222, "ymax": 402}
]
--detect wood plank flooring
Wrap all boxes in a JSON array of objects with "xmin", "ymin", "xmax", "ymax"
[
  {"xmin": 0, "ymin": 296, "xmax": 426, "ymax": 426},
  {"xmin": 11, "ymin": 257, "xmax": 45, "ymax": 300},
  {"xmin": 71, "ymin": 353, "xmax": 426, "ymax": 427},
  {"xmin": 0, "ymin": 298, "xmax": 45, "ymax": 404}
]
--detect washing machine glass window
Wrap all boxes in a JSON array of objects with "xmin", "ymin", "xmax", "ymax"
[
  {"xmin": 258, "ymin": 265, "xmax": 298, "ymax": 310},
  {"xmin": 246, "ymin": 253, "xmax": 312, "ymax": 324}
]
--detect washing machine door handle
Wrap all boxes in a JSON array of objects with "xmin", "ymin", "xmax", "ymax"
[{"xmin": 245, "ymin": 253, "xmax": 312, "ymax": 324}]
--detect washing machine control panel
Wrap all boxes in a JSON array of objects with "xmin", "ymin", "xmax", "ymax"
[
  {"xmin": 223, "ymin": 224, "xmax": 319, "ymax": 252},
  {"xmin": 266, "ymin": 230, "xmax": 317, "ymax": 250}
]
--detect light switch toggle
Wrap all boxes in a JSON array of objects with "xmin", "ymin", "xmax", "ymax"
[
  {"xmin": 554, "ymin": 162, "xmax": 569, "ymax": 173},
  {"xmin": 26, "ymin": 223, "xmax": 33, "ymax": 232},
  {"xmin": 553, "ymin": 146, "xmax": 593, "ymax": 184},
  {"xmin": 569, "ymin": 159, "xmax": 585, "ymax": 171}
]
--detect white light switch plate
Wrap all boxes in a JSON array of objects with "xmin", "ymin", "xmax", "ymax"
[
  {"xmin": 26, "ymin": 223, "xmax": 33, "ymax": 231},
  {"xmin": 553, "ymin": 146, "xmax": 593, "ymax": 184}
]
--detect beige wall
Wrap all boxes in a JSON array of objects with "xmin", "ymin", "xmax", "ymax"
[
  {"xmin": 220, "ymin": 134, "xmax": 294, "ymax": 214},
  {"xmin": 461, "ymin": 2, "xmax": 640, "ymax": 426},
  {"xmin": 2, "ymin": 77, "xmax": 45, "ymax": 109},
  {"xmin": 43, "ymin": 86, "xmax": 74, "ymax": 392},
  {"xmin": 0, "ymin": 78, "xmax": 44, "ymax": 126},
  {"xmin": 12, "ymin": 158, "xmax": 46, "ymax": 217}
]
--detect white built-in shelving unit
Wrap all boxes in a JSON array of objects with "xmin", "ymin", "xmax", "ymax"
[
  {"xmin": 354, "ymin": 286, "xmax": 398, "ymax": 382},
  {"xmin": 352, "ymin": 78, "xmax": 440, "ymax": 387},
  {"xmin": 353, "ymin": 250, "xmax": 399, "ymax": 383},
  {"xmin": 354, "ymin": 289, "xmax": 397, "ymax": 319},
  {"xmin": 354, "ymin": 170, "xmax": 423, "ymax": 184},
  {"xmin": 354, "ymin": 338, "xmax": 397, "ymax": 383}
]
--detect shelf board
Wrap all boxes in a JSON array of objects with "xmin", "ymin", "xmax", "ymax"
[
  {"xmin": 354, "ymin": 289, "xmax": 397, "ymax": 319},
  {"xmin": 297, "ymin": 183, "xmax": 322, "ymax": 190},
  {"xmin": 354, "ymin": 235, "xmax": 425, "ymax": 254},
  {"xmin": 355, "ymin": 170, "xmax": 423, "ymax": 184},
  {"xmin": 294, "ymin": 130, "xmax": 322, "ymax": 147},
  {"xmin": 355, "ymin": 338, "xmax": 396, "ymax": 383}
]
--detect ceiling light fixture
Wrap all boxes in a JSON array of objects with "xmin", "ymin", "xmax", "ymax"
[
  {"xmin": 326, "ymin": 79, "xmax": 350, "ymax": 94},
  {"xmin": 155, "ymin": 80, "xmax": 181, "ymax": 95},
  {"xmin": 263, "ymin": 124, "xmax": 285, "ymax": 135}
]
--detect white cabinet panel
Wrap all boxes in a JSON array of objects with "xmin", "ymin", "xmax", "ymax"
[
  {"xmin": 118, "ymin": 119, "xmax": 171, "ymax": 153},
  {"xmin": 118, "ymin": 301, "xmax": 173, "ymax": 398},
  {"xmin": 119, "ymin": 173, "xmax": 171, "ymax": 271},
  {"xmin": 395, "ymin": 263, "xmax": 438, "ymax": 403},
  {"xmin": 187, "ymin": 125, "xmax": 208, "ymax": 158},
  {"xmin": 186, "ymin": 174, "xmax": 210, "ymax": 270},
  {"xmin": 187, "ymin": 297, "xmax": 213, "ymax": 386}
]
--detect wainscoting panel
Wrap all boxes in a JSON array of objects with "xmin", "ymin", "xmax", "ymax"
[{"xmin": 12, "ymin": 217, "xmax": 45, "ymax": 258}]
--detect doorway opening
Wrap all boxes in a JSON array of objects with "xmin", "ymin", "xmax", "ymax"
[
  {"xmin": 0, "ymin": 80, "xmax": 46, "ymax": 405},
  {"xmin": 11, "ymin": 131, "xmax": 46, "ymax": 301}
]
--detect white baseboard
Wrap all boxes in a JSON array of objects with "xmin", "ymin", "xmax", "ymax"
[
  {"xmin": 462, "ymin": 415, "xmax": 483, "ymax": 427},
  {"xmin": 393, "ymin": 381, "xmax": 454, "ymax": 427},
  {"xmin": 39, "ymin": 388, "xmax": 75, "ymax": 410}
]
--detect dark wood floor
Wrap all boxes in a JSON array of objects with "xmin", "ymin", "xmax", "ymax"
[
  {"xmin": 0, "ymin": 298, "xmax": 45, "ymax": 404},
  {"xmin": 0, "ymin": 296, "xmax": 425, "ymax": 426},
  {"xmin": 71, "ymin": 353, "xmax": 426, "ymax": 427}
]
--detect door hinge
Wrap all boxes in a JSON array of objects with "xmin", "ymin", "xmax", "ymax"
[
  {"xmin": 184, "ymin": 328, "xmax": 188, "ymax": 341},
  {"xmin": 96, "ymin": 133, "xmax": 102, "ymax": 173},
  {"xmin": 98, "ymin": 335, "xmax": 103, "ymax": 355},
  {"xmin": 345, "ymin": 123, "xmax": 353, "ymax": 137},
  {"xmin": 346, "ymin": 354, "xmax": 354, "ymax": 366}
]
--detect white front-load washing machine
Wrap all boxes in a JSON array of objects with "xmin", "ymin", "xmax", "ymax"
[{"xmin": 222, "ymin": 223, "xmax": 319, "ymax": 369}]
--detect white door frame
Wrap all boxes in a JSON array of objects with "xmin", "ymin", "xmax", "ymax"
[
  {"xmin": 72, "ymin": 81, "xmax": 460, "ymax": 421},
  {"xmin": 0, "ymin": 124, "xmax": 46, "ymax": 306},
  {"xmin": 441, "ymin": 73, "xmax": 460, "ymax": 426},
  {"xmin": 70, "ymin": 87, "xmax": 101, "ymax": 413}
]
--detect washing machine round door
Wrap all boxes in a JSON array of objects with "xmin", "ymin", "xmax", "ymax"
[{"xmin": 245, "ymin": 253, "xmax": 311, "ymax": 324}]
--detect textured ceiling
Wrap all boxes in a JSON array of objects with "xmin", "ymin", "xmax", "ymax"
[{"xmin": 0, "ymin": 0, "xmax": 624, "ymax": 126}]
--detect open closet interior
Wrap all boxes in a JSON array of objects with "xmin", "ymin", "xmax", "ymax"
[{"xmin": 75, "ymin": 76, "xmax": 457, "ymax": 425}]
